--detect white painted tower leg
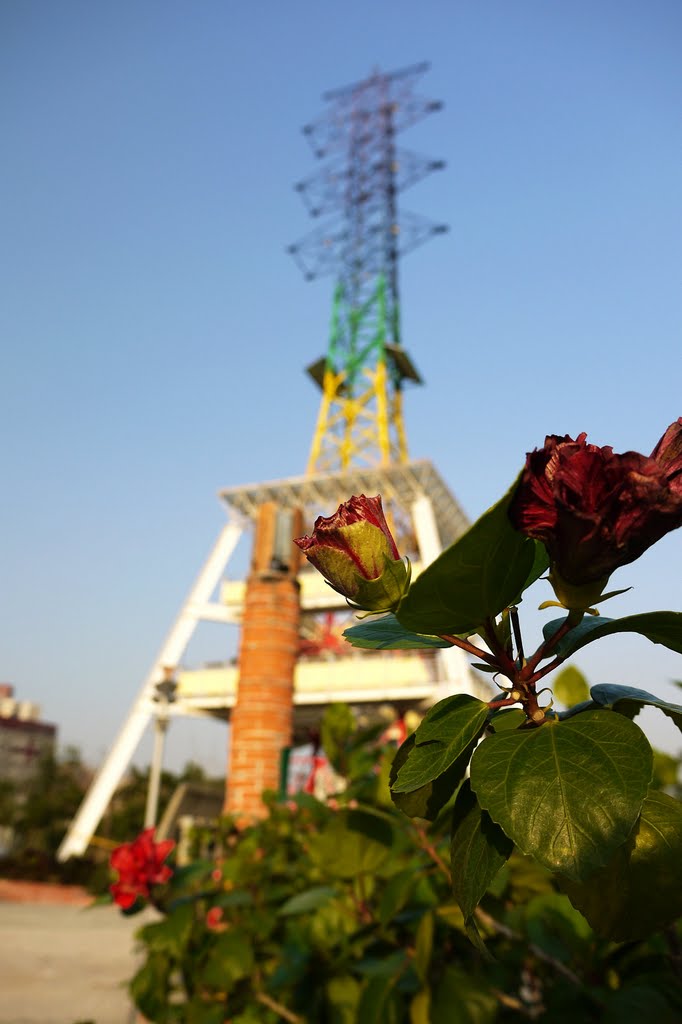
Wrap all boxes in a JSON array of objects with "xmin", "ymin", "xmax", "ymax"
[{"xmin": 57, "ymin": 521, "xmax": 243, "ymax": 861}]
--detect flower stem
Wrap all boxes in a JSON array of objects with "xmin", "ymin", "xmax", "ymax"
[
  {"xmin": 483, "ymin": 617, "xmax": 517, "ymax": 678},
  {"xmin": 521, "ymin": 615, "xmax": 574, "ymax": 680},
  {"xmin": 439, "ymin": 633, "xmax": 499, "ymax": 667}
]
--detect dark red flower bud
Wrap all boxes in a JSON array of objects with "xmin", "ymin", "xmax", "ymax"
[
  {"xmin": 295, "ymin": 494, "xmax": 409, "ymax": 612},
  {"xmin": 110, "ymin": 828, "xmax": 174, "ymax": 910},
  {"xmin": 509, "ymin": 422, "xmax": 682, "ymax": 607}
]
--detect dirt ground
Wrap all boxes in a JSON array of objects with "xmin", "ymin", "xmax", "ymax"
[{"xmin": 0, "ymin": 901, "xmax": 156, "ymax": 1024}]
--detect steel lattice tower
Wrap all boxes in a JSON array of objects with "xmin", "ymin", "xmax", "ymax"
[{"xmin": 289, "ymin": 62, "xmax": 447, "ymax": 475}]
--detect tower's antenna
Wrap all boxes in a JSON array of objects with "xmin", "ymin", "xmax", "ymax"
[{"xmin": 289, "ymin": 62, "xmax": 447, "ymax": 474}]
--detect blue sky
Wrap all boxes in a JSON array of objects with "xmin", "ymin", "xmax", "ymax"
[{"xmin": 3, "ymin": 1, "xmax": 681, "ymax": 774}]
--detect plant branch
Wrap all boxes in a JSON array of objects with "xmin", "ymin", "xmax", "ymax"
[
  {"xmin": 474, "ymin": 907, "xmax": 586, "ymax": 990},
  {"xmin": 483, "ymin": 617, "xmax": 517, "ymax": 677},
  {"xmin": 528, "ymin": 656, "xmax": 565, "ymax": 687},
  {"xmin": 521, "ymin": 616, "xmax": 574, "ymax": 680},
  {"xmin": 256, "ymin": 991, "xmax": 303, "ymax": 1023},
  {"xmin": 487, "ymin": 697, "xmax": 521, "ymax": 711},
  {"xmin": 439, "ymin": 633, "xmax": 500, "ymax": 667},
  {"xmin": 414, "ymin": 825, "xmax": 451, "ymax": 886}
]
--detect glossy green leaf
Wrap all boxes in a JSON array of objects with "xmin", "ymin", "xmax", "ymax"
[
  {"xmin": 390, "ymin": 735, "xmax": 466, "ymax": 819},
  {"xmin": 489, "ymin": 707, "xmax": 526, "ymax": 732},
  {"xmin": 391, "ymin": 695, "xmax": 489, "ymax": 794},
  {"xmin": 590, "ymin": 683, "xmax": 682, "ymax": 735},
  {"xmin": 343, "ymin": 613, "xmax": 453, "ymax": 650},
  {"xmin": 395, "ymin": 476, "xmax": 537, "ymax": 635},
  {"xmin": 470, "ymin": 711, "xmax": 652, "ymax": 880},
  {"xmin": 278, "ymin": 885, "xmax": 337, "ymax": 916},
  {"xmin": 450, "ymin": 780, "xmax": 513, "ymax": 919},
  {"xmin": 512, "ymin": 540, "xmax": 550, "ymax": 602},
  {"xmin": 560, "ymin": 790, "xmax": 682, "ymax": 940},
  {"xmin": 552, "ymin": 666, "xmax": 590, "ymax": 707},
  {"xmin": 543, "ymin": 611, "xmax": 682, "ymax": 658}
]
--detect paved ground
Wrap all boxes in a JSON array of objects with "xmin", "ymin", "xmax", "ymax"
[{"xmin": 0, "ymin": 901, "xmax": 156, "ymax": 1024}]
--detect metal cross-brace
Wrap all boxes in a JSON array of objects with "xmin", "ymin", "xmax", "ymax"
[{"xmin": 57, "ymin": 520, "xmax": 243, "ymax": 862}]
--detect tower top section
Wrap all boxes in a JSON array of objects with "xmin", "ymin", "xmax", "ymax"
[{"xmin": 289, "ymin": 63, "xmax": 447, "ymax": 474}]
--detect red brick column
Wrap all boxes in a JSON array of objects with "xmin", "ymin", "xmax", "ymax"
[{"xmin": 226, "ymin": 503, "xmax": 301, "ymax": 820}]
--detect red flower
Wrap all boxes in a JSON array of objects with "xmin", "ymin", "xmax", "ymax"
[
  {"xmin": 509, "ymin": 421, "xmax": 682, "ymax": 604},
  {"xmin": 206, "ymin": 906, "xmax": 226, "ymax": 932},
  {"xmin": 295, "ymin": 494, "xmax": 409, "ymax": 612},
  {"xmin": 110, "ymin": 828, "xmax": 175, "ymax": 910}
]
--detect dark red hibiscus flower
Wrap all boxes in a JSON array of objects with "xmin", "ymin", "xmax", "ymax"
[
  {"xmin": 509, "ymin": 419, "xmax": 682, "ymax": 597},
  {"xmin": 110, "ymin": 828, "xmax": 175, "ymax": 910}
]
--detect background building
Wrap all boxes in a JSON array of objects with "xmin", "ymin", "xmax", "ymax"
[{"xmin": 0, "ymin": 684, "xmax": 56, "ymax": 789}]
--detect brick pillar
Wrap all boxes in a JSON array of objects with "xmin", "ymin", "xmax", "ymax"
[{"xmin": 226, "ymin": 503, "xmax": 302, "ymax": 820}]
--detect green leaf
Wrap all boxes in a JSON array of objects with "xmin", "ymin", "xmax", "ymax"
[
  {"xmin": 489, "ymin": 707, "xmax": 526, "ymax": 732},
  {"xmin": 357, "ymin": 972, "xmax": 403, "ymax": 1024},
  {"xmin": 513, "ymin": 540, "xmax": 550, "ymax": 602},
  {"xmin": 308, "ymin": 809, "xmax": 393, "ymax": 878},
  {"xmin": 278, "ymin": 885, "xmax": 337, "ymax": 916},
  {"xmin": 326, "ymin": 975, "xmax": 361, "ymax": 1024},
  {"xmin": 450, "ymin": 780, "xmax": 513, "ymax": 919},
  {"xmin": 185, "ymin": 1002, "xmax": 227, "ymax": 1024},
  {"xmin": 201, "ymin": 931, "xmax": 254, "ymax": 989},
  {"xmin": 378, "ymin": 868, "xmax": 418, "ymax": 925},
  {"xmin": 431, "ymin": 966, "xmax": 498, "ymax": 1024},
  {"xmin": 137, "ymin": 902, "xmax": 194, "ymax": 959},
  {"xmin": 343, "ymin": 613, "xmax": 453, "ymax": 650},
  {"xmin": 552, "ymin": 666, "xmax": 590, "ymax": 707},
  {"xmin": 522, "ymin": 891, "xmax": 592, "ymax": 961},
  {"xmin": 320, "ymin": 702, "xmax": 356, "ymax": 767},
  {"xmin": 560, "ymin": 790, "xmax": 682, "ymax": 941},
  {"xmin": 601, "ymin": 984, "xmax": 682, "ymax": 1024},
  {"xmin": 129, "ymin": 952, "xmax": 171, "ymax": 1023},
  {"xmin": 391, "ymin": 695, "xmax": 489, "ymax": 794},
  {"xmin": 389, "ymin": 735, "xmax": 464, "ymax": 820},
  {"xmin": 396, "ymin": 476, "xmax": 537, "ymax": 635},
  {"xmin": 410, "ymin": 989, "xmax": 431, "ymax": 1024},
  {"xmin": 590, "ymin": 683, "xmax": 682, "ymax": 735},
  {"xmin": 470, "ymin": 711, "xmax": 653, "ymax": 880},
  {"xmin": 543, "ymin": 611, "xmax": 682, "ymax": 658},
  {"xmin": 413, "ymin": 910, "xmax": 434, "ymax": 982},
  {"xmin": 652, "ymin": 748, "xmax": 680, "ymax": 789}
]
